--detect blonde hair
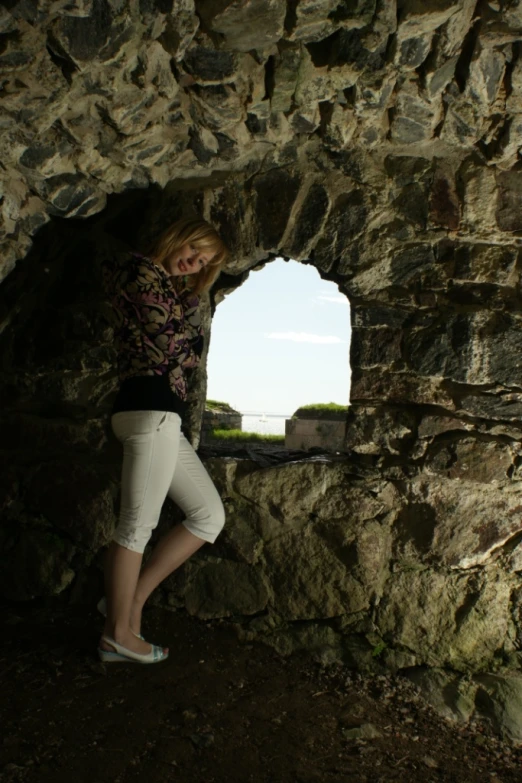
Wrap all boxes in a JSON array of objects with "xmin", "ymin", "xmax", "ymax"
[{"xmin": 148, "ymin": 217, "xmax": 229, "ymax": 295}]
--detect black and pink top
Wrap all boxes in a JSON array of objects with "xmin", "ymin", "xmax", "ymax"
[{"xmin": 103, "ymin": 252, "xmax": 204, "ymax": 418}]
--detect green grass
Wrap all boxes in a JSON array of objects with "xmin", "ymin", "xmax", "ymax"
[
  {"xmin": 372, "ymin": 641, "xmax": 388, "ymax": 658},
  {"xmin": 293, "ymin": 402, "xmax": 348, "ymax": 418},
  {"xmin": 206, "ymin": 399, "xmax": 237, "ymax": 412},
  {"xmin": 297, "ymin": 402, "xmax": 347, "ymax": 412},
  {"xmin": 211, "ymin": 429, "xmax": 285, "ymax": 443}
]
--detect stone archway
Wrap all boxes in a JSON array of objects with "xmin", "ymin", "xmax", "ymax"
[
  {"xmin": 2, "ymin": 0, "xmax": 522, "ymax": 738},
  {"xmin": 1, "ymin": 157, "xmax": 521, "ymax": 669}
]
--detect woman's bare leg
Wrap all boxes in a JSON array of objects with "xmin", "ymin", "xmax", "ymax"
[
  {"xmin": 100, "ymin": 540, "xmax": 168, "ymax": 655},
  {"xmin": 130, "ymin": 525, "xmax": 205, "ymax": 631},
  {"xmin": 127, "ymin": 431, "xmax": 223, "ymax": 635}
]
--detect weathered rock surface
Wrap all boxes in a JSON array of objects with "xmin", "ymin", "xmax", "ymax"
[
  {"xmin": 406, "ymin": 668, "xmax": 522, "ymax": 746},
  {"xmin": 404, "ymin": 667, "xmax": 478, "ymax": 724},
  {"xmin": 1, "ymin": 0, "xmax": 522, "ymax": 745},
  {"xmin": 157, "ymin": 454, "xmax": 520, "ymax": 679},
  {"xmin": 0, "ymin": 0, "xmax": 521, "ymax": 279}
]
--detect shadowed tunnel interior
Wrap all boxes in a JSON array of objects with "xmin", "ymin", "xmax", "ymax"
[{"xmin": 2, "ymin": 0, "xmax": 522, "ymax": 753}]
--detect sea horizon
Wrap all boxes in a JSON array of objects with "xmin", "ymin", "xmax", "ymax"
[{"xmin": 240, "ymin": 413, "xmax": 289, "ymax": 436}]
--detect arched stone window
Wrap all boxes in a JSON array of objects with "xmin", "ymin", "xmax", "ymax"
[{"xmin": 206, "ymin": 256, "xmax": 351, "ymax": 446}]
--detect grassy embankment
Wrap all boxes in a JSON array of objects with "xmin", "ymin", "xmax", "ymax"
[
  {"xmin": 212, "ymin": 430, "xmax": 285, "ymax": 443},
  {"xmin": 206, "ymin": 400, "xmax": 285, "ymax": 443},
  {"xmin": 206, "ymin": 399, "xmax": 237, "ymax": 412},
  {"xmin": 207, "ymin": 401, "xmax": 348, "ymax": 442},
  {"xmin": 292, "ymin": 402, "xmax": 348, "ymax": 418}
]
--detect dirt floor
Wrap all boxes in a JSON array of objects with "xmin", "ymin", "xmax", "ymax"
[{"xmin": 1, "ymin": 600, "xmax": 521, "ymax": 783}]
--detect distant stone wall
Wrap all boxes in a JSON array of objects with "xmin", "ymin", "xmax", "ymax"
[
  {"xmin": 285, "ymin": 418, "xmax": 346, "ymax": 451},
  {"xmin": 201, "ymin": 409, "xmax": 242, "ymax": 441}
]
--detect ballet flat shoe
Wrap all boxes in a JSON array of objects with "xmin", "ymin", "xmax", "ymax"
[{"xmin": 98, "ymin": 636, "xmax": 168, "ymax": 664}]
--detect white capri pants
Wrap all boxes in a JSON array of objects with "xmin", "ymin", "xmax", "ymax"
[{"xmin": 111, "ymin": 410, "xmax": 225, "ymax": 554}]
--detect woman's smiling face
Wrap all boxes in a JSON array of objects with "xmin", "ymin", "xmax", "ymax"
[{"xmin": 165, "ymin": 243, "xmax": 214, "ymax": 277}]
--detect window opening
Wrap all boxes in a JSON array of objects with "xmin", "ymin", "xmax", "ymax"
[{"xmin": 206, "ymin": 257, "xmax": 351, "ymax": 446}]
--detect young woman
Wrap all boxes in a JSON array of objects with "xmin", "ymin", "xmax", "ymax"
[{"xmin": 99, "ymin": 217, "xmax": 229, "ymax": 664}]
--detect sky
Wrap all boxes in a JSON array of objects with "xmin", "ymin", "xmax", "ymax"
[{"xmin": 206, "ymin": 257, "xmax": 351, "ymax": 415}]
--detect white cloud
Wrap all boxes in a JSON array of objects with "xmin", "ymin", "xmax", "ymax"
[
  {"xmin": 317, "ymin": 294, "xmax": 349, "ymax": 305},
  {"xmin": 264, "ymin": 332, "xmax": 347, "ymax": 344}
]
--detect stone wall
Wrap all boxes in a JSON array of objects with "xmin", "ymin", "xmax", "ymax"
[
  {"xmin": 1, "ymin": 0, "xmax": 522, "ymax": 735},
  {"xmin": 178, "ymin": 454, "xmax": 522, "ymax": 677},
  {"xmin": 160, "ymin": 452, "xmax": 522, "ymax": 740},
  {"xmin": 201, "ymin": 407, "xmax": 242, "ymax": 441},
  {"xmin": 285, "ymin": 417, "xmax": 346, "ymax": 450}
]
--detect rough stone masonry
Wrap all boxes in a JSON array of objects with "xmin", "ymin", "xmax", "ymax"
[{"xmin": 2, "ymin": 0, "xmax": 522, "ymax": 742}]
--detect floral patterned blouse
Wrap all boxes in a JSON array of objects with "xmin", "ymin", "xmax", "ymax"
[{"xmin": 103, "ymin": 252, "xmax": 204, "ymax": 415}]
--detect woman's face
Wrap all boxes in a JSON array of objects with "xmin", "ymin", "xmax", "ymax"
[{"xmin": 165, "ymin": 243, "xmax": 214, "ymax": 277}]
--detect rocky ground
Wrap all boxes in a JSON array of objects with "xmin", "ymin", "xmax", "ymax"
[{"xmin": 1, "ymin": 599, "xmax": 521, "ymax": 783}]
